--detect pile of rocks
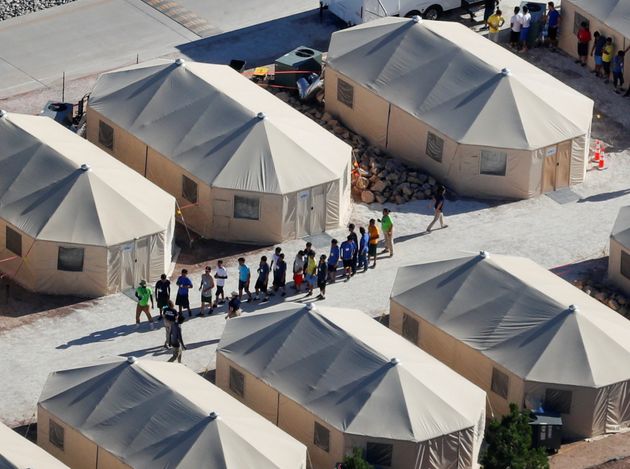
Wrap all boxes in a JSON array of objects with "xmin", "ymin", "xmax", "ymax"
[
  {"xmin": 272, "ymin": 90, "xmax": 443, "ymax": 205},
  {"xmin": 0, "ymin": 0, "xmax": 76, "ymax": 21},
  {"xmin": 572, "ymin": 279, "xmax": 630, "ymax": 319}
]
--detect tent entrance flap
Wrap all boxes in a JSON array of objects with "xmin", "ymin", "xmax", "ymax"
[
  {"xmin": 119, "ymin": 239, "xmax": 150, "ymax": 289},
  {"xmin": 542, "ymin": 142, "xmax": 571, "ymax": 192},
  {"xmin": 310, "ymin": 185, "xmax": 326, "ymax": 234},
  {"xmin": 296, "ymin": 190, "xmax": 310, "ymax": 238}
]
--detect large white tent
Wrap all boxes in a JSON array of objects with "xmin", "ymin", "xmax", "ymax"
[
  {"xmin": 37, "ymin": 357, "xmax": 307, "ymax": 469},
  {"xmin": 86, "ymin": 59, "xmax": 352, "ymax": 243},
  {"xmin": 389, "ymin": 252, "xmax": 630, "ymax": 439},
  {"xmin": 325, "ymin": 17, "xmax": 594, "ymax": 199},
  {"xmin": 217, "ymin": 303, "xmax": 486, "ymax": 469},
  {"xmin": 609, "ymin": 206, "xmax": 630, "ymax": 294},
  {"xmin": 0, "ymin": 421, "xmax": 68, "ymax": 469},
  {"xmin": 560, "ymin": 0, "xmax": 630, "ymax": 85},
  {"xmin": 0, "ymin": 112, "xmax": 175, "ymax": 297}
]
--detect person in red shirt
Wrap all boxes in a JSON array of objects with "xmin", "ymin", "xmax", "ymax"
[{"xmin": 576, "ymin": 22, "xmax": 592, "ymax": 67}]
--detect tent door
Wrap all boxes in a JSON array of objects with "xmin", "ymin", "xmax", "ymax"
[
  {"xmin": 120, "ymin": 243, "xmax": 135, "ymax": 290},
  {"xmin": 134, "ymin": 237, "xmax": 150, "ymax": 284},
  {"xmin": 309, "ymin": 185, "xmax": 326, "ymax": 235},
  {"xmin": 213, "ymin": 199, "xmax": 231, "ymax": 239},
  {"xmin": 296, "ymin": 190, "xmax": 310, "ymax": 238},
  {"xmin": 542, "ymin": 143, "xmax": 571, "ymax": 193}
]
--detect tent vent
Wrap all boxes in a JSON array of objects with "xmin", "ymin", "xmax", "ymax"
[
  {"xmin": 306, "ymin": 303, "xmax": 316, "ymax": 311},
  {"xmin": 175, "ymin": 58, "xmax": 185, "ymax": 66},
  {"xmin": 390, "ymin": 357, "xmax": 400, "ymax": 365},
  {"xmin": 257, "ymin": 112, "xmax": 267, "ymax": 120},
  {"xmin": 569, "ymin": 304, "xmax": 579, "ymax": 313},
  {"xmin": 209, "ymin": 412, "xmax": 219, "ymax": 420},
  {"xmin": 412, "ymin": 15, "xmax": 422, "ymax": 23},
  {"xmin": 479, "ymin": 251, "xmax": 490, "ymax": 259},
  {"xmin": 127, "ymin": 356, "xmax": 137, "ymax": 364},
  {"xmin": 501, "ymin": 68, "xmax": 511, "ymax": 76},
  {"xmin": 0, "ymin": 109, "xmax": 6, "ymax": 118},
  {"xmin": 80, "ymin": 163, "xmax": 91, "ymax": 172}
]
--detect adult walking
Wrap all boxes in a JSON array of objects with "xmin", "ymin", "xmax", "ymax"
[
  {"xmin": 175, "ymin": 269, "xmax": 193, "ymax": 317},
  {"xmin": 545, "ymin": 2, "xmax": 560, "ymax": 51},
  {"xmin": 427, "ymin": 185, "xmax": 448, "ymax": 233},
  {"xmin": 199, "ymin": 266, "xmax": 214, "ymax": 316},
  {"xmin": 379, "ymin": 208, "xmax": 394, "ymax": 256},
  {"xmin": 483, "ymin": 0, "xmax": 498, "ymax": 23},
  {"xmin": 214, "ymin": 260, "xmax": 228, "ymax": 306},
  {"xmin": 134, "ymin": 280, "xmax": 154, "ymax": 327},
  {"xmin": 367, "ymin": 219, "xmax": 379, "ymax": 268},
  {"xmin": 237, "ymin": 257, "xmax": 253, "ymax": 302},
  {"xmin": 167, "ymin": 314, "xmax": 186, "ymax": 363},
  {"xmin": 154, "ymin": 274, "xmax": 170, "ymax": 320},
  {"xmin": 163, "ymin": 300, "xmax": 177, "ymax": 349},
  {"xmin": 576, "ymin": 21, "xmax": 592, "ymax": 67}
]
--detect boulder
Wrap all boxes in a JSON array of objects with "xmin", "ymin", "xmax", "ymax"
[
  {"xmin": 400, "ymin": 183, "xmax": 413, "ymax": 196},
  {"xmin": 361, "ymin": 190, "xmax": 375, "ymax": 204},
  {"xmin": 356, "ymin": 176, "xmax": 369, "ymax": 190},
  {"xmin": 370, "ymin": 179, "xmax": 387, "ymax": 193},
  {"xmin": 394, "ymin": 194, "xmax": 405, "ymax": 205},
  {"xmin": 322, "ymin": 112, "xmax": 333, "ymax": 123},
  {"xmin": 375, "ymin": 194, "xmax": 387, "ymax": 204},
  {"xmin": 607, "ymin": 299, "xmax": 620, "ymax": 311}
]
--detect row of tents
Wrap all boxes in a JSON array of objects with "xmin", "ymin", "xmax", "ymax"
[{"xmin": 3, "ymin": 253, "xmax": 628, "ymax": 468}]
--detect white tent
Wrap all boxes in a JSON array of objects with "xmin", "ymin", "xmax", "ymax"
[
  {"xmin": 217, "ymin": 303, "xmax": 486, "ymax": 469},
  {"xmin": 325, "ymin": 17, "xmax": 594, "ymax": 199},
  {"xmin": 389, "ymin": 252, "xmax": 630, "ymax": 439},
  {"xmin": 609, "ymin": 206, "xmax": 630, "ymax": 294},
  {"xmin": 37, "ymin": 357, "xmax": 307, "ymax": 469},
  {"xmin": 0, "ymin": 421, "xmax": 68, "ymax": 469},
  {"xmin": 0, "ymin": 112, "xmax": 175, "ymax": 297},
  {"xmin": 86, "ymin": 60, "xmax": 352, "ymax": 243}
]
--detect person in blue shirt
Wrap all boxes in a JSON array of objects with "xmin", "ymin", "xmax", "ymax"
[
  {"xmin": 227, "ymin": 291, "xmax": 241, "ymax": 319},
  {"xmin": 237, "ymin": 257, "xmax": 253, "ymax": 302},
  {"xmin": 254, "ymin": 256, "xmax": 270, "ymax": 302},
  {"xmin": 612, "ymin": 49, "xmax": 629, "ymax": 92},
  {"xmin": 358, "ymin": 226, "xmax": 370, "ymax": 273},
  {"xmin": 546, "ymin": 2, "xmax": 560, "ymax": 51},
  {"xmin": 327, "ymin": 239, "xmax": 340, "ymax": 283},
  {"xmin": 175, "ymin": 269, "xmax": 193, "ymax": 317},
  {"xmin": 340, "ymin": 236, "xmax": 357, "ymax": 281}
]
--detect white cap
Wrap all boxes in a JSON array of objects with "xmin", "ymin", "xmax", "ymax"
[
  {"xmin": 127, "ymin": 356, "xmax": 137, "ymax": 364},
  {"xmin": 501, "ymin": 68, "xmax": 512, "ymax": 76},
  {"xmin": 412, "ymin": 15, "xmax": 422, "ymax": 23},
  {"xmin": 257, "ymin": 112, "xmax": 267, "ymax": 120},
  {"xmin": 479, "ymin": 251, "xmax": 490, "ymax": 259},
  {"xmin": 80, "ymin": 163, "xmax": 91, "ymax": 171}
]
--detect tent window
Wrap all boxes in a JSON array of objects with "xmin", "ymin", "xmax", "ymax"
[
  {"xmin": 229, "ymin": 366, "xmax": 245, "ymax": 397},
  {"xmin": 426, "ymin": 132, "xmax": 443, "ymax": 162},
  {"xmin": 366, "ymin": 442, "xmax": 393, "ymax": 467},
  {"xmin": 402, "ymin": 313, "xmax": 419, "ymax": 344},
  {"xmin": 545, "ymin": 388, "xmax": 572, "ymax": 414},
  {"xmin": 182, "ymin": 175, "xmax": 198, "ymax": 204},
  {"xmin": 234, "ymin": 196, "xmax": 260, "ymax": 220},
  {"xmin": 5, "ymin": 226, "xmax": 22, "ymax": 257},
  {"xmin": 313, "ymin": 421, "xmax": 330, "ymax": 452},
  {"xmin": 49, "ymin": 419, "xmax": 64, "ymax": 451},
  {"xmin": 58, "ymin": 247, "xmax": 84, "ymax": 272},
  {"xmin": 573, "ymin": 12, "xmax": 589, "ymax": 34},
  {"xmin": 491, "ymin": 367, "xmax": 509, "ymax": 399},
  {"xmin": 621, "ymin": 251, "xmax": 630, "ymax": 280},
  {"xmin": 98, "ymin": 120, "xmax": 114, "ymax": 150},
  {"xmin": 337, "ymin": 79, "xmax": 354, "ymax": 109},
  {"xmin": 480, "ymin": 150, "xmax": 507, "ymax": 176}
]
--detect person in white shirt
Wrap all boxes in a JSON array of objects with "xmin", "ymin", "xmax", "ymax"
[
  {"xmin": 213, "ymin": 260, "xmax": 228, "ymax": 306},
  {"xmin": 509, "ymin": 6, "xmax": 522, "ymax": 49},
  {"xmin": 519, "ymin": 5, "xmax": 532, "ymax": 52}
]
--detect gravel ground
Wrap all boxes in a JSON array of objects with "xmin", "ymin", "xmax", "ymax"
[{"xmin": 0, "ymin": 0, "xmax": 77, "ymax": 21}]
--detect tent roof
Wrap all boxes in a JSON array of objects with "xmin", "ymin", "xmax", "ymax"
[
  {"xmin": 327, "ymin": 17, "xmax": 594, "ymax": 150},
  {"xmin": 0, "ymin": 113, "xmax": 174, "ymax": 246},
  {"xmin": 390, "ymin": 253, "xmax": 630, "ymax": 387},
  {"xmin": 89, "ymin": 60, "xmax": 351, "ymax": 195},
  {"xmin": 611, "ymin": 205, "xmax": 630, "ymax": 248},
  {"xmin": 0, "ymin": 421, "xmax": 69, "ymax": 469},
  {"xmin": 218, "ymin": 303, "xmax": 485, "ymax": 442},
  {"xmin": 38, "ymin": 357, "xmax": 306, "ymax": 469},
  {"xmin": 568, "ymin": 0, "xmax": 630, "ymax": 38}
]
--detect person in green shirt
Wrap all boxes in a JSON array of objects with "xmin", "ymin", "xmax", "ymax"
[
  {"xmin": 135, "ymin": 279, "xmax": 155, "ymax": 326},
  {"xmin": 378, "ymin": 208, "xmax": 394, "ymax": 257}
]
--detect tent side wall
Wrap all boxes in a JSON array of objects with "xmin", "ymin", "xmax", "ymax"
[
  {"xmin": 609, "ymin": 239, "xmax": 630, "ymax": 295},
  {"xmin": 38, "ymin": 406, "xmax": 98, "ymax": 469},
  {"xmin": 390, "ymin": 301, "xmax": 525, "ymax": 418},
  {"xmin": 325, "ymin": 69, "xmax": 390, "ymax": 148},
  {"xmin": 94, "ymin": 447, "xmax": 133, "ymax": 469},
  {"xmin": 0, "ymin": 220, "xmax": 109, "ymax": 297},
  {"xmin": 559, "ymin": 1, "xmax": 630, "ymax": 86}
]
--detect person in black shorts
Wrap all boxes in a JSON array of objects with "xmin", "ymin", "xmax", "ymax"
[
  {"xmin": 317, "ymin": 255, "xmax": 328, "ymax": 299},
  {"xmin": 175, "ymin": 269, "xmax": 193, "ymax": 317},
  {"xmin": 154, "ymin": 273, "xmax": 170, "ymax": 319},
  {"xmin": 426, "ymin": 185, "xmax": 448, "ymax": 233}
]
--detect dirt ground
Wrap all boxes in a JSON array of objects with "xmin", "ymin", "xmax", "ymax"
[{"xmin": 550, "ymin": 430, "xmax": 630, "ymax": 469}]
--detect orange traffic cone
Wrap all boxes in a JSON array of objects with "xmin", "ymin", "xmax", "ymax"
[
  {"xmin": 598, "ymin": 152, "xmax": 605, "ymax": 170},
  {"xmin": 593, "ymin": 140, "xmax": 601, "ymax": 162}
]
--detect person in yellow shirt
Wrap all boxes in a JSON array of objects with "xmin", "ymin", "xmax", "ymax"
[
  {"xmin": 602, "ymin": 37, "xmax": 614, "ymax": 83},
  {"xmin": 486, "ymin": 9, "xmax": 505, "ymax": 43}
]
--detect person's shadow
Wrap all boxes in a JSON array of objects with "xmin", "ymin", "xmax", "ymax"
[{"xmin": 577, "ymin": 189, "xmax": 630, "ymax": 203}]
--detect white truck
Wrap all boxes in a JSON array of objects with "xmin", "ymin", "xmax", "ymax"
[{"xmin": 323, "ymin": 0, "xmax": 481, "ymax": 24}]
